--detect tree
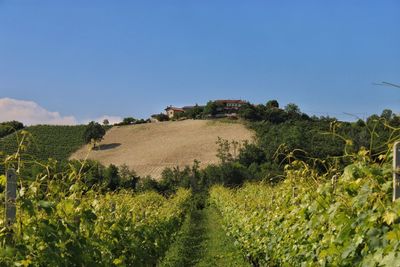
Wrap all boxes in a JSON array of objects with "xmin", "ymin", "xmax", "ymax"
[
  {"xmin": 119, "ymin": 164, "xmax": 139, "ymax": 189},
  {"xmin": 103, "ymin": 119, "xmax": 109, "ymax": 126},
  {"xmin": 203, "ymin": 101, "xmax": 224, "ymax": 116},
  {"xmin": 83, "ymin": 121, "xmax": 106, "ymax": 148},
  {"xmin": 266, "ymin": 100, "xmax": 279, "ymax": 109},
  {"xmin": 136, "ymin": 176, "xmax": 159, "ymax": 192},
  {"xmin": 104, "ymin": 164, "xmax": 120, "ymax": 191},
  {"xmin": 263, "ymin": 108, "xmax": 287, "ymax": 123},
  {"xmin": 185, "ymin": 104, "xmax": 204, "ymax": 119},
  {"xmin": 122, "ymin": 117, "xmax": 136, "ymax": 125},
  {"xmin": 151, "ymin": 113, "xmax": 169, "ymax": 122},
  {"xmin": 381, "ymin": 109, "xmax": 393, "ymax": 121},
  {"xmin": 238, "ymin": 103, "xmax": 259, "ymax": 121},
  {"xmin": 284, "ymin": 103, "xmax": 301, "ymax": 114}
]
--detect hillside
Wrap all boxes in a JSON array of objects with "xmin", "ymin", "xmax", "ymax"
[
  {"xmin": 71, "ymin": 120, "xmax": 254, "ymax": 179},
  {"xmin": 0, "ymin": 125, "xmax": 87, "ymax": 174}
]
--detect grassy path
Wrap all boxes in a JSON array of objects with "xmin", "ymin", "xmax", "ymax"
[{"xmin": 160, "ymin": 202, "xmax": 250, "ymax": 267}]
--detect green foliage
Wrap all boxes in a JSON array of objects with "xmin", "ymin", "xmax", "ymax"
[
  {"xmin": 238, "ymin": 101, "xmax": 307, "ymax": 123},
  {"xmin": 210, "ymin": 153, "xmax": 400, "ymax": 266},
  {"xmin": 0, "ymin": 158, "xmax": 191, "ymax": 266},
  {"xmin": 284, "ymin": 102, "xmax": 301, "ymax": 115},
  {"xmin": 238, "ymin": 103, "xmax": 260, "ymax": 121},
  {"xmin": 186, "ymin": 104, "xmax": 204, "ymax": 119},
  {"xmin": 0, "ymin": 121, "xmax": 24, "ymax": 139},
  {"xmin": 0, "ymin": 174, "xmax": 5, "ymax": 192},
  {"xmin": 66, "ymin": 160, "xmax": 139, "ymax": 191},
  {"xmin": 216, "ymin": 137, "xmax": 242, "ymax": 163},
  {"xmin": 245, "ymin": 115, "xmax": 400, "ymax": 181},
  {"xmin": 174, "ymin": 105, "xmax": 205, "ymax": 120},
  {"xmin": 118, "ymin": 164, "xmax": 139, "ymax": 189},
  {"xmin": 203, "ymin": 101, "xmax": 224, "ymax": 117},
  {"xmin": 158, "ymin": 161, "xmax": 201, "ymax": 195},
  {"xmin": 83, "ymin": 121, "xmax": 106, "ymax": 145},
  {"xmin": 238, "ymin": 141, "xmax": 265, "ymax": 167},
  {"xmin": 136, "ymin": 176, "xmax": 160, "ymax": 192},
  {"xmin": 151, "ymin": 113, "xmax": 170, "ymax": 122},
  {"xmin": 115, "ymin": 118, "xmax": 150, "ymax": 126},
  {"xmin": 266, "ymin": 99, "xmax": 279, "ymax": 109},
  {"xmin": 104, "ymin": 164, "xmax": 120, "ymax": 191},
  {"xmin": 381, "ymin": 109, "xmax": 394, "ymax": 121},
  {"xmin": 122, "ymin": 117, "xmax": 136, "ymax": 125}
]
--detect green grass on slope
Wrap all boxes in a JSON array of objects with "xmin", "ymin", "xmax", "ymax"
[
  {"xmin": 196, "ymin": 206, "xmax": 250, "ymax": 267},
  {"xmin": 0, "ymin": 125, "xmax": 87, "ymax": 174},
  {"xmin": 160, "ymin": 203, "xmax": 249, "ymax": 267}
]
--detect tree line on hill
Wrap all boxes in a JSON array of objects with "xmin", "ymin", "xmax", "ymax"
[{"xmin": 127, "ymin": 101, "xmax": 400, "ymax": 195}]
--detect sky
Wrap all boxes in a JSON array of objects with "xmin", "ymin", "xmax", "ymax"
[{"xmin": 0, "ymin": 0, "xmax": 399, "ymax": 124}]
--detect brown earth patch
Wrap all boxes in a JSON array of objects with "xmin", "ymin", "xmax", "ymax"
[{"xmin": 70, "ymin": 120, "xmax": 254, "ymax": 179}]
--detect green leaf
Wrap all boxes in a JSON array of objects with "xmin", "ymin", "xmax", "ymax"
[
  {"xmin": 383, "ymin": 211, "xmax": 397, "ymax": 225},
  {"xmin": 381, "ymin": 252, "xmax": 399, "ymax": 266}
]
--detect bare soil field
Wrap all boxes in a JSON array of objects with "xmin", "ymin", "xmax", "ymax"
[{"xmin": 70, "ymin": 120, "xmax": 254, "ymax": 179}]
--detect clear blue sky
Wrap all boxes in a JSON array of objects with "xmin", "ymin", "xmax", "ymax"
[{"xmin": 0, "ymin": 0, "xmax": 399, "ymax": 123}]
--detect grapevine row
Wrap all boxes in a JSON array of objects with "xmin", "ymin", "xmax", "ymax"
[
  {"xmin": 0, "ymin": 183, "xmax": 191, "ymax": 266},
  {"xmin": 210, "ymin": 155, "xmax": 400, "ymax": 266}
]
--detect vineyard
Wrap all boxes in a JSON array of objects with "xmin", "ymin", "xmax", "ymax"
[
  {"xmin": 0, "ymin": 125, "xmax": 88, "ymax": 174},
  {"xmin": 0, "ymin": 162, "xmax": 191, "ymax": 266},
  {"xmin": 210, "ymin": 154, "xmax": 400, "ymax": 266},
  {"xmin": 1, "ymin": 116, "xmax": 400, "ymax": 266}
]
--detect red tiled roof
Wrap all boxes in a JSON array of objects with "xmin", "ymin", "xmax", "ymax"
[
  {"xmin": 215, "ymin": 100, "xmax": 246, "ymax": 104},
  {"xmin": 165, "ymin": 106, "xmax": 185, "ymax": 112}
]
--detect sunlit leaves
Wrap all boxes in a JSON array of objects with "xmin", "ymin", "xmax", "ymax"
[
  {"xmin": 0, "ymin": 171, "xmax": 191, "ymax": 266},
  {"xmin": 210, "ymin": 158, "xmax": 400, "ymax": 266}
]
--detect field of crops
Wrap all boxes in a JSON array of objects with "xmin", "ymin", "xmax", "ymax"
[
  {"xmin": 0, "ymin": 125, "xmax": 88, "ymax": 174},
  {"xmin": 0, "ymin": 169, "xmax": 191, "ymax": 266},
  {"xmin": 210, "ymin": 155, "xmax": 400, "ymax": 266}
]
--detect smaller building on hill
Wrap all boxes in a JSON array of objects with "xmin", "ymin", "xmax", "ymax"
[{"xmin": 165, "ymin": 106, "xmax": 185, "ymax": 119}]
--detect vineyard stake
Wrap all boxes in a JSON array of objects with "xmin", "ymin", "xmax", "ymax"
[
  {"xmin": 5, "ymin": 168, "xmax": 17, "ymax": 226},
  {"xmin": 393, "ymin": 142, "xmax": 400, "ymax": 201}
]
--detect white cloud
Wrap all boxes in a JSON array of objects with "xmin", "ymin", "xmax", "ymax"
[
  {"xmin": 0, "ymin": 98, "xmax": 77, "ymax": 125},
  {"xmin": 0, "ymin": 98, "xmax": 124, "ymax": 126}
]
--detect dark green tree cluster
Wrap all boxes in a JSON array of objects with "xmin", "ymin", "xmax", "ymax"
[
  {"xmin": 67, "ymin": 160, "xmax": 139, "ymax": 191},
  {"xmin": 238, "ymin": 100, "xmax": 308, "ymax": 123},
  {"xmin": 151, "ymin": 113, "xmax": 170, "ymax": 122},
  {"xmin": 0, "ymin": 120, "xmax": 24, "ymax": 138},
  {"xmin": 236, "ymin": 106, "xmax": 400, "ymax": 181},
  {"xmin": 115, "ymin": 117, "xmax": 150, "ymax": 126}
]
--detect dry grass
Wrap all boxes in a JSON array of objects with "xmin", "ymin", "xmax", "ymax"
[{"xmin": 70, "ymin": 120, "xmax": 254, "ymax": 179}]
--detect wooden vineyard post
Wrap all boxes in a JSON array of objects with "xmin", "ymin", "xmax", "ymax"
[
  {"xmin": 5, "ymin": 169, "xmax": 17, "ymax": 226},
  {"xmin": 393, "ymin": 142, "xmax": 400, "ymax": 201}
]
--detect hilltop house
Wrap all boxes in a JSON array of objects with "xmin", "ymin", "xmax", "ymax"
[
  {"xmin": 215, "ymin": 100, "xmax": 246, "ymax": 113},
  {"xmin": 165, "ymin": 106, "xmax": 185, "ymax": 119},
  {"xmin": 165, "ymin": 100, "xmax": 246, "ymax": 119}
]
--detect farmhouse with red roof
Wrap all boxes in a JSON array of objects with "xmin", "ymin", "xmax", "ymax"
[{"xmin": 165, "ymin": 106, "xmax": 185, "ymax": 119}]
